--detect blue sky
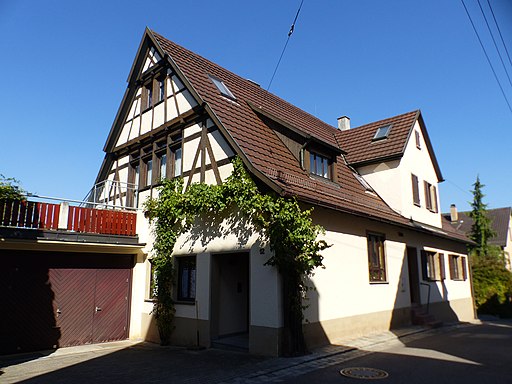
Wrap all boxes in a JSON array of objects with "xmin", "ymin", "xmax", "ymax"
[{"xmin": 0, "ymin": 0, "xmax": 510, "ymax": 212}]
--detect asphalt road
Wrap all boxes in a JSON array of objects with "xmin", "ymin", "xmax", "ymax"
[{"xmin": 280, "ymin": 320, "xmax": 512, "ymax": 384}]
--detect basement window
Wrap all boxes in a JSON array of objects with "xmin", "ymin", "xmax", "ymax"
[
  {"xmin": 208, "ymin": 75, "xmax": 236, "ymax": 100},
  {"xmin": 373, "ymin": 124, "xmax": 391, "ymax": 141}
]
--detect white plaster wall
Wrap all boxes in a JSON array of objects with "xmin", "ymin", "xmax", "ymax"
[
  {"xmin": 209, "ymin": 130, "xmax": 234, "ymax": 160},
  {"xmin": 140, "ymin": 110, "xmax": 152, "ymax": 135},
  {"xmin": 129, "ymin": 253, "xmax": 148, "ymax": 340},
  {"xmin": 117, "ymin": 155, "xmax": 129, "ymax": 167},
  {"xmin": 358, "ymin": 160, "xmax": 402, "ymax": 214},
  {"xmin": 153, "ymin": 102, "xmax": 165, "ymax": 129},
  {"xmin": 303, "ymin": 207, "xmax": 473, "ymax": 324},
  {"xmin": 183, "ymin": 136, "xmax": 200, "ymax": 172},
  {"xmin": 129, "ymin": 117, "xmax": 140, "ymax": 141},
  {"xmin": 250, "ymin": 245, "xmax": 282, "ymax": 328},
  {"xmin": 400, "ymin": 121, "xmax": 442, "ymax": 227}
]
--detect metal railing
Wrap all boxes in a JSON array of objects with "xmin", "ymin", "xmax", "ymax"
[{"xmin": 82, "ymin": 180, "xmax": 138, "ymax": 210}]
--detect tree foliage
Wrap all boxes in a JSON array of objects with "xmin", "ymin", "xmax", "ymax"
[
  {"xmin": 144, "ymin": 157, "xmax": 329, "ymax": 354},
  {"xmin": 468, "ymin": 176, "xmax": 496, "ymax": 258},
  {"xmin": 467, "ymin": 175, "xmax": 512, "ymax": 317},
  {"xmin": 0, "ymin": 174, "xmax": 25, "ymax": 200}
]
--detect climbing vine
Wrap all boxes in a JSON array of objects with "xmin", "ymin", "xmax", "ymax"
[{"xmin": 144, "ymin": 157, "xmax": 329, "ymax": 355}]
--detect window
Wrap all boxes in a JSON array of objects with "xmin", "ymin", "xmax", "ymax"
[
  {"xmin": 373, "ymin": 124, "xmax": 391, "ymax": 141},
  {"xmin": 159, "ymin": 153, "xmax": 167, "ymax": 180},
  {"xmin": 367, "ymin": 233, "xmax": 387, "ymax": 282},
  {"xmin": 208, "ymin": 74, "xmax": 236, "ymax": 100},
  {"xmin": 421, "ymin": 251, "xmax": 445, "ymax": 281},
  {"xmin": 310, "ymin": 152, "xmax": 330, "ymax": 179},
  {"xmin": 158, "ymin": 78, "xmax": 165, "ymax": 102},
  {"xmin": 144, "ymin": 84, "xmax": 153, "ymax": 109},
  {"xmin": 415, "ymin": 130, "xmax": 421, "ymax": 149},
  {"xmin": 411, "ymin": 174, "xmax": 420, "ymax": 206},
  {"xmin": 449, "ymin": 255, "xmax": 467, "ymax": 281},
  {"xmin": 143, "ymin": 158, "xmax": 153, "ymax": 187},
  {"xmin": 173, "ymin": 146, "xmax": 182, "ymax": 177},
  {"xmin": 424, "ymin": 181, "xmax": 438, "ymax": 213},
  {"xmin": 177, "ymin": 256, "xmax": 196, "ymax": 301}
]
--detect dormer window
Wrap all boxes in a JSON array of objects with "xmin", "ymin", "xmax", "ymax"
[
  {"xmin": 373, "ymin": 124, "xmax": 391, "ymax": 141},
  {"xmin": 208, "ymin": 75, "xmax": 236, "ymax": 100},
  {"xmin": 310, "ymin": 152, "xmax": 330, "ymax": 179}
]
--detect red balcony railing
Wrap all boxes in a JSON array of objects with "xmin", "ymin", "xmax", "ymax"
[{"xmin": 0, "ymin": 199, "xmax": 137, "ymax": 236}]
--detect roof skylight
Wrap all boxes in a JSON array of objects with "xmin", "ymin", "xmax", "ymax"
[
  {"xmin": 208, "ymin": 75, "xmax": 236, "ymax": 100},
  {"xmin": 373, "ymin": 124, "xmax": 392, "ymax": 141}
]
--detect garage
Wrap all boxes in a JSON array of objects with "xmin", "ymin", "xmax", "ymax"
[{"xmin": 0, "ymin": 250, "xmax": 134, "ymax": 355}]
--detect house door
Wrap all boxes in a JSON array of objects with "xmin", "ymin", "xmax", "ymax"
[
  {"xmin": 211, "ymin": 252, "xmax": 249, "ymax": 338},
  {"xmin": 407, "ymin": 247, "xmax": 421, "ymax": 305}
]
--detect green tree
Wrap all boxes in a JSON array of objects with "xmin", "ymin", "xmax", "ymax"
[
  {"xmin": 467, "ymin": 175, "xmax": 512, "ymax": 317},
  {"xmin": 468, "ymin": 176, "xmax": 496, "ymax": 259},
  {"xmin": 0, "ymin": 174, "xmax": 25, "ymax": 200}
]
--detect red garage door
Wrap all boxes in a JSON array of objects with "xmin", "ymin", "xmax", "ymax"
[{"xmin": 1, "ymin": 251, "xmax": 133, "ymax": 355}]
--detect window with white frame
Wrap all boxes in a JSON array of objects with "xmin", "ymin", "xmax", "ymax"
[{"xmin": 309, "ymin": 152, "xmax": 330, "ymax": 179}]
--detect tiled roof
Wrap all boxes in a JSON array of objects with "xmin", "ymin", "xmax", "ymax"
[
  {"xmin": 337, "ymin": 111, "xmax": 419, "ymax": 165},
  {"xmin": 150, "ymin": 30, "xmax": 467, "ymax": 243},
  {"xmin": 443, "ymin": 207, "xmax": 512, "ymax": 247}
]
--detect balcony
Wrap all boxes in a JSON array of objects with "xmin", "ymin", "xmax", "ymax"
[{"xmin": 0, "ymin": 198, "xmax": 138, "ymax": 241}]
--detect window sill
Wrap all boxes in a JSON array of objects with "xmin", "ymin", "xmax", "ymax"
[
  {"xmin": 144, "ymin": 298, "xmax": 156, "ymax": 303},
  {"xmin": 369, "ymin": 281, "xmax": 389, "ymax": 285},
  {"xmin": 175, "ymin": 300, "xmax": 195, "ymax": 306}
]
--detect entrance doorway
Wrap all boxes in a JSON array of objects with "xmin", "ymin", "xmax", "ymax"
[
  {"xmin": 407, "ymin": 247, "xmax": 421, "ymax": 305},
  {"xmin": 211, "ymin": 252, "xmax": 249, "ymax": 344}
]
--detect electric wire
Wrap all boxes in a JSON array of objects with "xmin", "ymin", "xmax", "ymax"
[
  {"xmin": 486, "ymin": 0, "xmax": 512, "ymax": 70},
  {"xmin": 267, "ymin": 0, "xmax": 305, "ymax": 91},
  {"xmin": 477, "ymin": 0, "xmax": 512, "ymax": 87},
  {"xmin": 460, "ymin": 0, "xmax": 512, "ymax": 114}
]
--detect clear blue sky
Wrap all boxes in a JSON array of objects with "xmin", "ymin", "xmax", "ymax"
[{"xmin": 1, "ymin": 0, "xmax": 511, "ymax": 212}]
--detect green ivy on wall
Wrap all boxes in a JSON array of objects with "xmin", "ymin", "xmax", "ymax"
[{"xmin": 144, "ymin": 157, "xmax": 329, "ymax": 355}]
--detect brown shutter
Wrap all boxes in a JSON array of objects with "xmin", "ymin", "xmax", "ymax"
[
  {"xmin": 412, "ymin": 174, "xmax": 420, "ymax": 206},
  {"xmin": 439, "ymin": 253, "xmax": 446, "ymax": 280},
  {"xmin": 462, "ymin": 257, "xmax": 468, "ymax": 281},
  {"xmin": 432, "ymin": 186, "xmax": 438, "ymax": 213},
  {"xmin": 448, "ymin": 255, "xmax": 456, "ymax": 280},
  {"xmin": 424, "ymin": 181, "xmax": 432, "ymax": 210}
]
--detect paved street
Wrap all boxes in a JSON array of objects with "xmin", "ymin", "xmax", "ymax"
[{"xmin": 0, "ymin": 320, "xmax": 510, "ymax": 383}]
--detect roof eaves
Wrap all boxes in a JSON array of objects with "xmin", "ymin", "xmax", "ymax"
[{"xmin": 417, "ymin": 112, "xmax": 444, "ymax": 182}]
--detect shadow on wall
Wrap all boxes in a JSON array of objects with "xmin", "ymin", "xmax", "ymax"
[{"xmin": 390, "ymin": 247, "xmax": 459, "ymax": 332}]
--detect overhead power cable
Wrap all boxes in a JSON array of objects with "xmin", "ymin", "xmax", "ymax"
[
  {"xmin": 267, "ymin": 0, "xmax": 305, "ymax": 91},
  {"xmin": 477, "ymin": 0, "xmax": 512, "ymax": 88},
  {"xmin": 486, "ymin": 0, "xmax": 512, "ymax": 71},
  {"xmin": 460, "ymin": 0, "xmax": 512, "ymax": 114}
]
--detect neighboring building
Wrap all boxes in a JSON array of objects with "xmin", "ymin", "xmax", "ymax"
[
  {"xmin": 1, "ymin": 28, "xmax": 475, "ymax": 356},
  {"xmin": 444, "ymin": 206, "xmax": 512, "ymax": 269}
]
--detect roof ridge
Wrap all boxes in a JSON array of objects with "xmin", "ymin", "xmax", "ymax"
[{"xmin": 344, "ymin": 109, "xmax": 420, "ymax": 133}]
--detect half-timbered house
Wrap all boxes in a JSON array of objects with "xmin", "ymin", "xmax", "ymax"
[{"xmin": 89, "ymin": 28, "xmax": 475, "ymax": 356}]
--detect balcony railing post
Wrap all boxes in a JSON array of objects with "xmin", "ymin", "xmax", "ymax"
[{"xmin": 58, "ymin": 202, "xmax": 69, "ymax": 230}]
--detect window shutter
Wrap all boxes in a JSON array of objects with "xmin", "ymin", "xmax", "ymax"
[
  {"xmin": 412, "ymin": 174, "xmax": 420, "ymax": 206},
  {"xmin": 432, "ymin": 186, "xmax": 438, "ymax": 213},
  {"xmin": 448, "ymin": 255, "xmax": 456, "ymax": 280},
  {"xmin": 424, "ymin": 181, "xmax": 432, "ymax": 210},
  {"xmin": 439, "ymin": 253, "xmax": 446, "ymax": 280},
  {"xmin": 421, "ymin": 250, "xmax": 428, "ymax": 280},
  {"xmin": 462, "ymin": 257, "xmax": 468, "ymax": 281}
]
